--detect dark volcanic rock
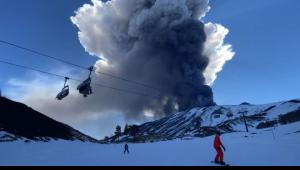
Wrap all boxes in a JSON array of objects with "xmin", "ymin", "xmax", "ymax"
[{"xmin": 0, "ymin": 97, "xmax": 98, "ymax": 143}]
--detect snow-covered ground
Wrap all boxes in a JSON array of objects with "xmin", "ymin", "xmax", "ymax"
[
  {"xmin": 0, "ymin": 122, "xmax": 299, "ymax": 166},
  {"xmin": 120, "ymin": 99, "xmax": 300, "ymax": 141}
]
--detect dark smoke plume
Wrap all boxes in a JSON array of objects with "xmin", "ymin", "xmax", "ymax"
[{"xmin": 71, "ymin": 0, "xmax": 215, "ymax": 118}]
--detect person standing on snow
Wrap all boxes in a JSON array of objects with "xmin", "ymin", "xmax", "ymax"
[
  {"xmin": 214, "ymin": 131, "xmax": 226, "ymax": 165},
  {"xmin": 124, "ymin": 143, "xmax": 130, "ymax": 154}
]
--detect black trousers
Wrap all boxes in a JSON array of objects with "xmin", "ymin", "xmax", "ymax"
[{"xmin": 124, "ymin": 148, "xmax": 130, "ymax": 154}]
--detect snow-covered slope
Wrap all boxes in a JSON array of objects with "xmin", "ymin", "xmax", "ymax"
[
  {"xmin": 0, "ymin": 121, "xmax": 299, "ymax": 166},
  {"xmin": 0, "ymin": 97, "xmax": 98, "ymax": 143},
  {"xmin": 0, "ymin": 131, "xmax": 19, "ymax": 142},
  {"xmin": 105, "ymin": 99, "xmax": 300, "ymax": 143},
  {"xmin": 0, "ymin": 97, "xmax": 299, "ymax": 165}
]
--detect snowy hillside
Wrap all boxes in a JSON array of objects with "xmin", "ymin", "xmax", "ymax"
[
  {"xmin": 0, "ymin": 121, "xmax": 299, "ymax": 166},
  {"xmin": 0, "ymin": 97, "xmax": 299, "ymax": 165},
  {"xmin": 104, "ymin": 99, "xmax": 300, "ymax": 143},
  {"xmin": 0, "ymin": 97, "xmax": 98, "ymax": 143}
]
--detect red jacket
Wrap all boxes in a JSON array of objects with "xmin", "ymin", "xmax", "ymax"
[{"xmin": 214, "ymin": 135, "xmax": 222, "ymax": 148}]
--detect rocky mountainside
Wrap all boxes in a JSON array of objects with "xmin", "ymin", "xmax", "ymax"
[
  {"xmin": 103, "ymin": 99, "xmax": 300, "ymax": 143},
  {"xmin": 0, "ymin": 97, "xmax": 98, "ymax": 143}
]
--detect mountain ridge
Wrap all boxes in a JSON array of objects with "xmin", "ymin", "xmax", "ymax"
[
  {"xmin": 102, "ymin": 98, "xmax": 300, "ymax": 143},
  {"xmin": 0, "ymin": 97, "xmax": 98, "ymax": 143}
]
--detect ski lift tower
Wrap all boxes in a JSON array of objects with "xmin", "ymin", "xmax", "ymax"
[{"xmin": 240, "ymin": 108, "xmax": 249, "ymax": 133}]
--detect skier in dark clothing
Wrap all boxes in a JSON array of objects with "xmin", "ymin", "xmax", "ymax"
[
  {"xmin": 214, "ymin": 131, "xmax": 226, "ymax": 165},
  {"xmin": 124, "ymin": 143, "xmax": 130, "ymax": 154}
]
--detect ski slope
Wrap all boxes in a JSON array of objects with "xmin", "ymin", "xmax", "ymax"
[
  {"xmin": 0, "ymin": 122, "xmax": 299, "ymax": 166},
  {"xmin": 108, "ymin": 99, "xmax": 300, "ymax": 143}
]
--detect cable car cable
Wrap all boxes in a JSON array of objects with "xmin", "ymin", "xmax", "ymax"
[
  {"xmin": 0, "ymin": 60, "xmax": 159, "ymax": 98},
  {"xmin": 0, "ymin": 39, "xmax": 161, "ymax": 92}
]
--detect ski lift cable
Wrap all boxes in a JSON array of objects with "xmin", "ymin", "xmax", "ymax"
[
  {"xmin": 0, "ymin": 39, "xmax": 161, "ymax": 92},
  {"xmin": 0, "ymin": 60, "xmax": 159, "ymax": 98},
  {"xmin": 0, "ymin": 39, "xmax": 88, "ymax": 70}
]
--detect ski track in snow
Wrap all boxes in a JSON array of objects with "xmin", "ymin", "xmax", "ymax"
[{"xmin": 0, "ymin": 122, "xmax": 300, "ymax": 166}]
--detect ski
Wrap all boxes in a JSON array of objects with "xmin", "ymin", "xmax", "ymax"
[{"xmin": 211, "ymin": 161, "xmax": 230, "ymax": 166}]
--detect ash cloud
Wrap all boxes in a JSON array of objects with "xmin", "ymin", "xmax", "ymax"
[
  {"xmin": 71, "ymin": 0, "xmax": 233, "ymax": 118},
  {"xmin": 203, "ymin": 22, "xmax": 235, "ymax": 86}
]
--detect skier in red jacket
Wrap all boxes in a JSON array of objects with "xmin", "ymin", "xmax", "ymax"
[{"xmin": 214, "ymin": 131, "xmax": 226, "ymax": 165}]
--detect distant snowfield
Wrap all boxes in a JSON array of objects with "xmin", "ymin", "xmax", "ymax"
[{"xmin": 0, "ymin": 122, "xmax": 299, "ymax": 166}]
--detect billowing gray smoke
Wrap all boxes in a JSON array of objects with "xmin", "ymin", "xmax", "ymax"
[{"xmin": 71, "ymin": 0, "xmax": 215, "ymax": 118}]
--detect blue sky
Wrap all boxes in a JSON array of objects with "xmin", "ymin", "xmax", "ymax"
[
  {"xmin": 205, "ymin": 0, "xmax": 300, "ymax": 105},
  {"xmin": 0, "ymin": 0, "xmax": 300, "ymax": 138},
  {"xmin": 0, "ymin": 0, "xmax": 96, "ymax": 86}
]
